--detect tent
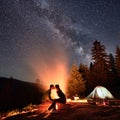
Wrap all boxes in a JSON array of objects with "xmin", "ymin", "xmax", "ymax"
[{"xmin": 86, "ymin": 86, "xmax": 114, "ymax": 103}]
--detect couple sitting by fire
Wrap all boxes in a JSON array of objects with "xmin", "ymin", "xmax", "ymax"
[{"xmin": 48, "ymin": 84, "xmax": 66, "ymax": 112}]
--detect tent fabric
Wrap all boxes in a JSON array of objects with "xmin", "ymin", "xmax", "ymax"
[{"xmin": 86, "ymin": 86, "xmax": 114, "ymax": 100}]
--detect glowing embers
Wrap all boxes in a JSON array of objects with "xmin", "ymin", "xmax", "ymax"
[
  {"xmin": 74, "ymin": 96, "xmax": 79, "ymax": 100},
  {"xmin": 55, "ymin": 103, "xmax": 65, "ymax": 110},
  {"xmin": 56, "ymin": 104, "xmax": 58, "ymax": 110},
  {"xmin": 103, "ymin": 100, "xmax": 106, "ymax": 106},
  {"xmin": 67, "ymin": 98, "xmax": 88, "ymax": 103}
]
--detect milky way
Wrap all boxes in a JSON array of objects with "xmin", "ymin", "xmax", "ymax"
[{"xmin": 0, "ymin": 0, "xmax": 120, "ymax": 83}]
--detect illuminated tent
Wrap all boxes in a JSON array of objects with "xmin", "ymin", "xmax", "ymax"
[{"xmin": 86, "ymin": 86, "xmax": 114, "ymax": 100}]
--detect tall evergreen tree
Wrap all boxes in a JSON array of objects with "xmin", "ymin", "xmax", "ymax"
[
  {"xmin": 112, "ymin": 46, "xmax": 120, "ymax": 98},
  {"xmin": 67, "ymin": 62, "xmax": 86, "ymax": 98},
  {"xmin": 90, "ymin": 40, "xmax": 110, "ymax": 87},
  {"xmin": 115, "ymin": 46, "xmax": 120, "ymax": 77}
]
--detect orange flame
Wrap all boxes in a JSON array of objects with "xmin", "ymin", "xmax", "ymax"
[
  {"xmin": 30, "ymin": 59, "xmax": 68, "ymax": 93},
  {"xmin": 51, "ymin": 88, "xmax": 59, "ymax": 99}
]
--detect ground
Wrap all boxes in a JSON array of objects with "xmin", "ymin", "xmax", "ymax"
[{"xmin": 1, "ymin": 101, "xmax": 120, "ymax": 120}]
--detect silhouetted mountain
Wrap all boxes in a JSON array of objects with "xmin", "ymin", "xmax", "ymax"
[{"xmin": 0, "ymin": 77, "xmax": 43, "ymax": 112}]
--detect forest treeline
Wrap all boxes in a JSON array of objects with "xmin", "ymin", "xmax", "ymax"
[{"xmin": 67, "ymin": 40, "xmax": 120, "ymax": 99}]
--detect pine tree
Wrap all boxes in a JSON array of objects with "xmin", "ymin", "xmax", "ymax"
[
  {"xmin": 113, "ymin": 46, "xmax": 120, "ymax": 97},
  {"xmin": 109, "ymin": 53, "xmax": 116, "ymax": 73},
  {"xmin": 115, "ymin": 46, "xmax": 120, "ymax": 77},
  {"xmin": 67, "ymin": 62, "xmax": 86, "ymax": 98},
  {"xmin": 90, "ymin": 40, "xmax": 110, "ymax": 87}
]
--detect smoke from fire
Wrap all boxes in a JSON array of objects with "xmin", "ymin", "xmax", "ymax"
[{"xmin": 29, "ymin": 39, "xmax": 69, "ymax": 93}]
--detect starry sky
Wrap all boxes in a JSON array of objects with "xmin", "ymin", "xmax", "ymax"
[{"xmin": 0, "ymin": 0, "xmax": 120, "ymax": 83}]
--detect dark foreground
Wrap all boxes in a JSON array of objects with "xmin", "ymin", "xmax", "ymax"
[{"xmin": 1, "ymin": 102, "xmax": 120, "ymax": 120}]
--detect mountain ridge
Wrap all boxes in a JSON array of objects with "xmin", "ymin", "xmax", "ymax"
[{"xmin": 0, "ymin": 77, "xmax": 43, "ymax": 112}]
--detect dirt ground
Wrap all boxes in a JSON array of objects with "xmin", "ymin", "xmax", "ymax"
[{"xmin": 2, "ymin": 102, "xmax": 120, "ymax": 120}]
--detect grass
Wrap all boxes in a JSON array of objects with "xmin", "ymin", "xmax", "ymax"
[{"xmin": 0, "ymin": 103, "xmax": 34, "ymax": 119}]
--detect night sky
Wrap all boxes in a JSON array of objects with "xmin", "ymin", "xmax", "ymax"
[{"xmin": 0, "ymin": 0, "xmax": 120, "ymax": 83}]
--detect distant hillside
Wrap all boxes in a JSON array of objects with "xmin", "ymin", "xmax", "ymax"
[{"xmin": 0, "ymin": 77, "xmax": 43, "ymax": 111}]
